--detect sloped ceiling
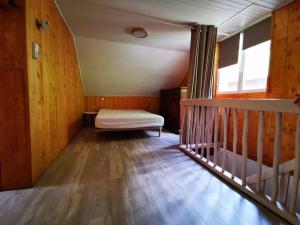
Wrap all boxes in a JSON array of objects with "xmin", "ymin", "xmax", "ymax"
[
  {"xmin": 55, "ymin": 0, "xmax": 291, "ymax": 96},
  {"xmin": 76, "ymin": 37, "xmax": 188, "ymax": 96}
]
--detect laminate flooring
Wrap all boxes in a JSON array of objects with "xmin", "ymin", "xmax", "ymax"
[{"xmin": 0, "ymin": 129, "xmax": 287, "ymax": 225}]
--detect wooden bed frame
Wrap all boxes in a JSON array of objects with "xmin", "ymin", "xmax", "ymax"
[{"xmin": 94, "ymin": 126, "xmax": 162, "ymax": 137}]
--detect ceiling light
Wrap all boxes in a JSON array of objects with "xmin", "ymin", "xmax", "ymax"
[{"xmin": 131, "ymin": 27, "xmax": 148, "ymax": 38}]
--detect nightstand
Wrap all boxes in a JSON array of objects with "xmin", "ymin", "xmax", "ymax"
[{"xmin": 83, "ymin": 112, "xmax": 98, "ymax": 127}]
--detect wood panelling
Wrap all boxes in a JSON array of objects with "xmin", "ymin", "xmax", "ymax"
[
  {"xmin": 0, "ymin": 69, "xmax": 32, "ymax": 189},
  {"xmin": 0, "ymin": 0, "xmax": 32, "ymax": 189},
  {"xmin": 215, "ymin": 1, "xmax": 300, "ymax": 165},
  {"xmin": 268, "ymin": 1, "xmax": 300, "ymax": 99},
  {"xmin": 0, "ymin": 1, "xmax": 26, "ymax": 69},
  {"xmin": 85, "ymin": 96, "xmax": 159, "ymax": 114},
  {"xmin": 26, "ymin": 0, "xmax": 85, "ymax": 182},
  {"xmin": 266, "ymin": 0, "xmax": 300, "ymax": 164}
]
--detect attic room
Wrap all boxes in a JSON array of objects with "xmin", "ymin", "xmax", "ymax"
[{"xmin": 0, "ymin": 0, "xmax": 300, "ymax": 224}]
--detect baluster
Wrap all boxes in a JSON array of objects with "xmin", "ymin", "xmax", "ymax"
[
  {"xmin": 190, "ymin": 106, "xmax": 196, "ymax": 150},
  {"xmin": 200, "ymin": 106, "xmax": 206, "ymax": 158},
  {"xmin": 188, "ymin": 106, "xmax": 193, "ymax": 149},
  {"xmin": 205, "ymin": 107, "xmax": 212, "ymax": 161},
  {"xmin": 198, "ymin": 106, "xmax": 203, "ymax": 156},
  {"xmin": 180, "ymin": 105, "xmax": 186, "ymax": 145},
  {"xmin": 271, "ymin": 112, "xmax": 282, "ymax": 203},
  {"xmin": 278, "ymin": 173, "xmax": 290, "ymax": 205},
  {"xmin": 189, "ymin": 105, "xmax": 194, "ymax": 150},
  {"xmin": 289, "ymin": 114, "xmax": 300, "ymax": 213},
  {"xmin": 194, "ymin": 106, "xmax": 200, "ymax": 154},
  {"xmin": 185, "ymin": 106, "xmax": 191, "ymax": 149},
  {"xmin": 207, "ymin": 107, "xmax": 215, "ymax": 162},
  {"xmin": 219, "ymin": 110, "xmax": 224, "ymax": 155},
  {"xmin": 205, "ymin": 107, "xmax": 211, "ymax": 161},
  {"xmin": 231, "ymin": 109, "xmax": 238, "ymax": 179},
  {"xmin": 222, "ymin": 108, "xmax": 229, "ymax": 172},
  {"xmin": 214, "ymin": 107, "xmax": 219, "ymax": 167},
  {"xmin": 242, "ymin": 110, "xmax": 249, "ymax": 186},
  {"xmin": 256, "ymin": 111, "xmax": 265, "ymax": 192}
]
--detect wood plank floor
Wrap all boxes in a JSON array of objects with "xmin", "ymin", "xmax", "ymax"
[{"xmin": 0, "ymin": 129, "xmax": 287, "ymax": 225}]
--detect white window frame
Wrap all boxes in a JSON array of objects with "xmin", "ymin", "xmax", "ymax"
[{"xmin": 217, "ymin": 33, "xmax": 271, "ymax": 94}]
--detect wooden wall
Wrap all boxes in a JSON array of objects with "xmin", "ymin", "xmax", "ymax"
[
  {"xmin": 85, "ymin": 96, "xmax": 160, "ymax": 114},
  {"xmin": 267, "ymin": 0, "xmax": 300, "ymax": 99},
  {"xmin": 26, "ymin": 0, "xmax": 85, "ymax": 182},
  {"xmin": 265, "ymin": 0, "xmax": 299, "ymax": 164},
  {"xmin": 215, "ymin": 1, "xmax": 300, "ymax": 165},
  {"xmin": 0, "ymin": 0, "xmax": 32, "ymax": 189}
]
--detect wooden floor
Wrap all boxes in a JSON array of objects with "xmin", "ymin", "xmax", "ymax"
[{"xmin": 0, "ymin": 129, "xmax": 287, "ymax": 225}]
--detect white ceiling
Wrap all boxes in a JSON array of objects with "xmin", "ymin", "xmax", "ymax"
[
  {"xmin": 76, "ymin": 36, "xmax": 189, "ymax": 96},
  {"xmin": 55, "ymin": 0, "xmax": 291, "ymax": 96}
]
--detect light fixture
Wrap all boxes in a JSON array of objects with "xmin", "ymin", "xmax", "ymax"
[
  {"xmin": 131, "ymin": 27, "xmax": 148, "ymax": 38},
  {"xmin": 36, "ymin": 19, "xmax": 49, "ymax": 31}
]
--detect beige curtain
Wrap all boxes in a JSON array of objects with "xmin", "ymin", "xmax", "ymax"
[
  {"xmin": 187, "ymin": 25, "xmax": 217, "ymax": 99},
  {"xmin": 182, "ymin": 25, "xmax": 217, "ymax": 144}
]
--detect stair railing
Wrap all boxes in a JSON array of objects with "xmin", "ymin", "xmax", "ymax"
[{"xmin": 179, "ymin": 98, "xmax": 300, "ymax": 224}]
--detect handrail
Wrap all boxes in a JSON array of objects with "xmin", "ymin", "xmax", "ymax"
[
  {"xmin": 179, "ymin": 98, "xmax": 300, "ymax": 224},
  {"xmin": 181, "ymin": 98, "xmax": 300, "ymax": 113}
]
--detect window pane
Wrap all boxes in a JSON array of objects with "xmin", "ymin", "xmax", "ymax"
[
  {"xmin": 242, "ymin": 41, "xmax": 271, "ymax": 91},
  {"xmin": 217, "ymin": 64, "xmax": 239, "ymax": 93}
]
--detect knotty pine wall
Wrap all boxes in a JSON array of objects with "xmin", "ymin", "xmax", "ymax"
[
  {"xmin": 0, "ymin": 0, "xmax": 84, "ymax": 189},
  {"xmin": 26, "ymin": 0, "xmax": 85, "ymax": 182},
  {"xmin": 0, "ymin": 0, "xmax": 32, "ymax": 189},
  {"xmin": 215, "ymin": 1, "xmax": 300, "ymax": 165},
  {"xmin": 85, "ymin": 96, "xmax": 159, "ymax": 114}
]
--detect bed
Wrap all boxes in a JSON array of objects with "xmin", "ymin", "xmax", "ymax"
[{"xmin": 94, "ymin": 109, "xmax": 164, "ymax": 136}]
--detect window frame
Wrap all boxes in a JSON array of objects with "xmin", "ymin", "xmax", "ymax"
[{"xmin": 216, "ymin": 33, "xmax": 271, "ymax": 94}]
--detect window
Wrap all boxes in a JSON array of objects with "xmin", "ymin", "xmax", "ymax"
[
  {"xmin": 218, "ymin": 64, "xmax": 239, "ymax": 93},
  {"xmin": 217, "ymin": 39, "xmax": 271, "ymax": 94},
  {"xmin": 242, "ymin": 41, "xmax": 271, "ymax": 91}
]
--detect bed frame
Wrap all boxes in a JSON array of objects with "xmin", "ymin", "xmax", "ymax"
[{"xmin": 94, "ymin": 126, "xmax": 162, "ymax": 137}]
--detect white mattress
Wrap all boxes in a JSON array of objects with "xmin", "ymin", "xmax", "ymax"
[{"xmin": 95, "ymin": 109, "xmax": 164, "ymax": 129}]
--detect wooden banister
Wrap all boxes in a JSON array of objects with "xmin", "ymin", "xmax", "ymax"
[
  {"xmin": 242, "ymin": 110, "xmax": 249, "ymax": 187},
  {"xmin": 213, "ymin": 107, "xmax": 219, "ymax": 166},
  {"xmin": 256, "ymin": 111, "xmax": 264, "ymax": 192},
  {"xmin": 271, "ymin": 112, "xmax": 282, "ymax": 203},
  {"xmin": 179, "ymin": 98, "xmax": 300, "ymax": 224},
  {"xmin": 181, "ymin": 99, "xmax": 300, "ymax": 113},
  {"xmin": 222, "ymin": 108, "xmax": 229, "ymax": 172},
  {"xmin": 290, "ymin": 114, "xmax": 300, "ymax": 214},
  {"xmin": 231, "ymin": 109, "xmax": 238, "ymax": 179}
]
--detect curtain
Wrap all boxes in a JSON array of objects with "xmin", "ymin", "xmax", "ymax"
[
  {"xmin": 182, "ymin": 25, "xmax": 217, "ymax": 145},
  {"xmin": 187, "ymin": 25, "xmax": 217, "ymax": 99}
]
